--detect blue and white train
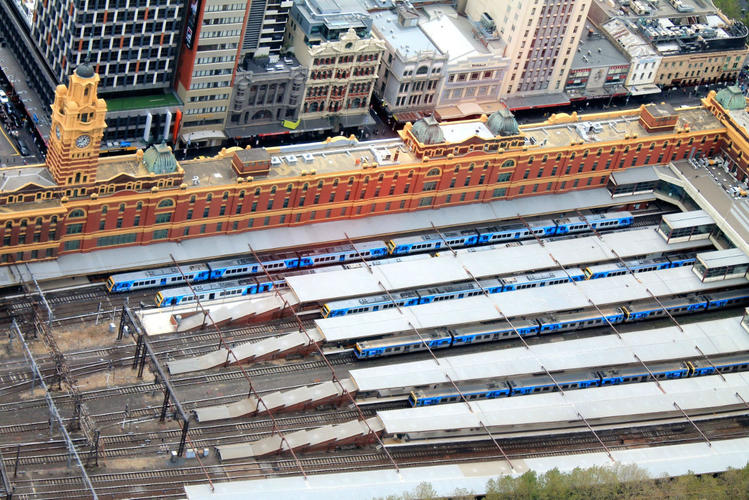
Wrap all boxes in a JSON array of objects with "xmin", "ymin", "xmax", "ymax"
[
  {"xmin": 353, "ymin": 288, "xmax": 749, "ymax": 358},
  {"xmin": 106, "ymin": 211, "xmax": 634, "ymax": 292},
  {"xmin": 408, "ymin": 354, "xmax": 749, "ymax": 406},
  {"xmin": 322, "ymin": 253, "xmax": 695, "ymax": 318},
  {"xmin": 153, "ymin": 254, "xmax": 432, "ymax": 307},
  {"xmin": 385, "ymin": 212, "xmax": 633, "ymax": 254}
]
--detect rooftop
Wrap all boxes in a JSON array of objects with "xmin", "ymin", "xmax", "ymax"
[
  {"xmin": 602, "ymin": 18, "xmax": 657, "ymax": 58},
  {"xmin": 104, "ymin": 92, "xmax": 181, "ymax": 113},
  {"xmin": 0, "ymin": 166, "xmax": 55, "ymax": 193},
  {"xmin": 572, "ymin": 22, "xmax": 629, "ymax": 69},
  {"xmin": 419, "ymin": 6, "xmax": 505, "ymax": 62},
  {"xmin": 520, "ymin": 106, "xmax": 722, "ymax": 150},
  {"xmin": 370, "ymin": 9, "xmax": 442, "ymax": 61}
]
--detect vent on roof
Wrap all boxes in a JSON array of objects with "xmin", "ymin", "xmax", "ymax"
[
  {"xmin": 286, "ymin": 155, "xmax": 298, "ymax": 164},
  {"xmin": 271, "ymin": 156, "xmax": 282, "ymax": 166},
  {"xmin": 302, "ymin": 153, "xmax": 314, "ymax": 163},
  {"xmin": 192, "ymin": 176, "xmax": 200, "ymax": 185}
]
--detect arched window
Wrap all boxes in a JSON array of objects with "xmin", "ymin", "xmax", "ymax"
[
  {"xmin": 35, "ymin": 217, "xmax": 42, "ymax": 226},
  {"xmin": 348, "ymin": 177, "xmax": 354, "ymax": 185},
  {"xmin": 286, "ymin": 184, "xmax": 293, "ymax": 193},
  {"xmin": 502, "ymin": 159, "xmax": 515, "ymax": 168},
  {"xmin": 317, "ymin": 180, "xmax": 323, "ymax": 189},
  {"xmin": 408, "ymin": 170, "xmax": 414, "ymax": 178},
  {"xmin": 136, "ymin": 201, "xmax": 143, "ymax": 211},
  {"xmin": 119, "ymin": 203, "xmax": 126, "ymax": 212},
  {"xmin": 254, "ymin": 187, "xmax": 261, "ymax": 196},
  {"xmin": 222, "ymin": 191, "xmax": 229, "ymax": 200},
  {"xmin": 51, "ymin": 216, "xmax": 57, "ymax": 224},
  {"xmin": 416, "ymin": 66, "xmax": 429, "ymax": 75},
  {"xmin": 158, "ymin": 199, "xmax": 174, "ymax": 208},
  {"xmin": 270, "ymin": 185, "xmax": 277, "ymax": 194},
  {"xmin": 378, "ymin": 173, "xmax": 384, "ymax": 182},
  {"xmin": 363, "ymin": 176, "xmax": 369, "ymax": 184},
  {"xmin": 101, "ymin": 206, "xmax": 108, "ymax": 214},
  {"xmin": 426, "ymin": 168, "xmax": 441, "ymax": 177},
  {"xmin": 4, "ymin": 221, "xmax": 11, "ymax": 229},
  {"xmin": 69, "ymin": 209, "xmax": 85, "ymax": 218},
  {"xmin": 393, "ymin": 172, "xmax": 399, "ymax": 180},
  {"xmin": 20, "ymin": 219, "xmax": 27, "ymax": 228},
  {"xmin": 333, "ymin": 179, "xmax": 339, "ymax": 187},
  {"xmin": 239, "ymin": 190, "xmax": 245, "ymax": 199},
  {"xmin": 303, "ymin": 183, "xmax": 309, "ymax": 192},
  {"xmin": 189, "ymin": 195, "xmax": 196, "ymax": 204}
]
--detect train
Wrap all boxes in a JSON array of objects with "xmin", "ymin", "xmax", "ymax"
[
  {"xmin": 106, "ymin": 210, "xmax": 634, "ymax": 293},
  {"xmin": 385, "ymin": 212, "xmax": 634, "ymax": 254},
  {"xmin": 408, "ymin": 354, "xmax": 749, "ymax": 406},
  {"xmin": 154, "ymin": 254, "xmax": 432, "ymax": 307},
  {"xmin": 353, "ymin": 288, "xmax": 749, "ymax": 358},
  {"xmin": 321, "ymin": 253, "xmax": 697, "ymax": 318}
]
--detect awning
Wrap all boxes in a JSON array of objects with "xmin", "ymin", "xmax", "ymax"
[
  {"xmin": 434, "ymin": 101, "xmax": 501, "ymax": 121},
  {"xmin": 393, "ymin": 111, "xmax": 428, "ymax": 123},
  {"xmin": 181, "ymin": 129, "xmax": 227, "ymax": 143},
  {"xmin": 627, "ymin": 84, "xmax": 662, "ymax": 96}
]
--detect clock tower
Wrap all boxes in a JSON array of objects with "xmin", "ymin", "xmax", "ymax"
[{"xmin": 46, "ymin": 62, "xmax": 107, "ymax": 187}]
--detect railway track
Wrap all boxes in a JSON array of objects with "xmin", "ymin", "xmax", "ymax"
[{"xmin": 7, "ymin": 418, "xmax": 744, "ymax": 499}]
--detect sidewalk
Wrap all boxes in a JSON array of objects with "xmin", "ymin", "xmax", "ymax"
[{"xmin": 0, "ymin": 45, "xmax": 51, "ymax": 147}]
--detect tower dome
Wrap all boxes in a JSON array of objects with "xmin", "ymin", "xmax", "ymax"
[
  {"xmin": 487, "ymin": 107, "xmax": 519, "ymax": 137},
  {"xmin": 715, "ymin": 86, "xmax": 746, "ymax": 111},
  {"xmin": 410, "ymin": 116, "xmax": 445, "ymax": 144},
  {"xmin": 75, "ymin": 62, "xmax": 95, "ymax": 79}
]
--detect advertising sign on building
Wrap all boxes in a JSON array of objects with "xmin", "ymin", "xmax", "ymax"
[{"xmin": 184, "ymin": 0, "xmax": 202, "ymax": 49}]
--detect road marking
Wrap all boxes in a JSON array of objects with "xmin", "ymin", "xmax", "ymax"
[{"xmin": 0, "ymin": 121, "xmax": 20, "ymax": 156}]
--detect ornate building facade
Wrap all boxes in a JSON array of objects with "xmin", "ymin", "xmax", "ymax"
[{"xmin": 0, "ymin": 64, "xmax": 747, "ymax": 267}]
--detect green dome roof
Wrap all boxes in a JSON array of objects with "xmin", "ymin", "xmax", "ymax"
[
  {"xmin": 715, "ymin": 86, "xmax": 746, "ymax": 111},
  {"xmin": 487, "ymin": 108, "xmax": 519, "ymax": 137},
  {"xmin": 411, "ymin": 116, "xmax": 445, "ymax": 145},
  {"xmin": 143, "ymin": 143, "xmax": 178, "ymax": 174},
  {"xmin": 75, "ymin": 63, "xmax": 95, "ymax": 78}
]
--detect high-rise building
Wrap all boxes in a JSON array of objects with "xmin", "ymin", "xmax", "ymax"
[
  {"xmin": 240, "ymin": 0, "xmax": 294, "ymax": 59},
  {"xmin": 173, "ymin": 0, "xmax": 244, "ymax": 148},
  {"xmin": 31, "ymin": 0, "xmax": 183, "ymax": 95},
  {"xmin": 464, "ymin": 0, "xmax": 592, "ymax": 97}
]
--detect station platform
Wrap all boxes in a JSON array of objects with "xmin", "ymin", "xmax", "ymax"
[
  {"xmin": 316, "ymin": 266, "xmax": 748, "ymax": 342},
  {"xmin": 669, "ymin": 159, "xmax": 749, "ymax": 255},
  {"xmin": 0, "ymin": 188, "xmax": 655, "ymax": 289},
  {"xmin": 141, "ymin": 290, "xmax": 298, "ymax": 336},
  {"xmin": 195, "ymin": 378, "xmax": 357, "ymax": 422},
  {"xmin": 167, "ymin": 328, "xmax": 322, "ymax": 375},
  {"xmin": 349, "ymin": 316, "xmax": 748, "ymax": 395},
  {"xmin": 184, "ymin": 437, "xmax": 749, "ymax": 499},
  {"xmin": 378, "ymin": 372, "xmax": 749, "ymax": 440},
  {"xmin": 287, "ymin": 227, "xmax": 711, "ymax": 303},
  {"xmin": 216, "ymin": 416, "xmax": 383, "ymax": 460}
]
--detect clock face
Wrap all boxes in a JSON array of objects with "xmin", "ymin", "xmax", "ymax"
[
  {"xmin": 55, "ymin": 125, "xmax": 61, "ymax": 139},
  {"xmin": 75, "ymin": 134, "xmax": 91, "ymax": 148}
]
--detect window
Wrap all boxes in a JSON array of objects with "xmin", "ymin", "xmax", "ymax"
[
  {"xmin": 68, "ymin": 209, "xmax": 85, "ymax": 218},
  {"xmin": 155, "ymin": 213, "xmax": 172, "ymax": 224},
  {"xmin": 64, "ymin": 240, "xmax": 81, "ymax": 251},
  {"xmin": 426, "ymin": 168, "xmax": 441, "ymax": 177},
  {"xmin": 423, "ymin": 181, "xmax": 437, "ymax": 191},
  {"xmin": 66, "ymin": 223, "xmax": 83, "ymax": 234},
  {"xmin": 158, "ymin": 199, "xmax": 174, "ymax": 208}
]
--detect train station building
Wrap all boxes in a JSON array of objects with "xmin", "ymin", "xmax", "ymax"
[{"xmin": 0, "ymin": 63, "xmax": 748, "ymax": 270}]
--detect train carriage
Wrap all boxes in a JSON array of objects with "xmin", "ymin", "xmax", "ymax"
[
  {"xmin": 107, "ymin": 264, "xmax": 210, "ymax": 292},
  {"xmin": 355, "ymin": 330, "xmax": 452, "ymax": 359},
  {"xmin": 155, "ymin": 277, "xmax": 264, "ymax": 307}
]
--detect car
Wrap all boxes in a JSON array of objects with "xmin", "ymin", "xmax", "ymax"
[
  {"xmin": 0, "ymin": 90, "xmax": 8, "ymax": 105},
  {"xmin": 16, "ymin": 138, "xmax": 30, "ymax": 156}
]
